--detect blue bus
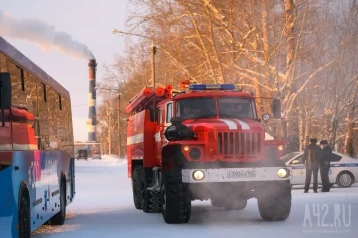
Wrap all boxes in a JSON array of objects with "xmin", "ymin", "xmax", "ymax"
[{"xmin": 0, "ymin": 36, "xmax": 75, "ymax": 237}]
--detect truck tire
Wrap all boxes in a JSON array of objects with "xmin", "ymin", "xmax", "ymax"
[
  {"xmin": 257, "ymin": 183, "xmax": 291, "ymax": 221},
  {"xmin": 48, "ymin": 179, "xmax": 66, "ymax": 225},
  {"xmin": 161, "ymin": 169, "xmax": 191, "ymax": 224},
  {"xmin": 141, "ymin": 168, "xmax": 161, "ymax": 213},
  {"xmin": 132, "ymin": 166, "xmax": 142, "ymax": 209},
  {"xmin": 18, "ymin": 187, "xmax": 31, "ymax": 238}
]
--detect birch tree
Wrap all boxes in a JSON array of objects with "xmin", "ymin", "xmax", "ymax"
[{"xmin": 96, "ymin": 0, "xmax": 358, "ymax": 157}]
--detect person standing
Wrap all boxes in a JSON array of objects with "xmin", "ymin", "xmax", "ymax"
[
  {"xmin": 302, "ymin": 138, "xmax": 323, "ymax": 193},
  {"xmin": 319, "ymin": 140, "xmax": 332, "ymax": 192}
]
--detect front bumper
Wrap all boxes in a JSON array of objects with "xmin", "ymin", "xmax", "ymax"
[{"xmin": 182, "ymin": 167, "xmax": 292, "ymax": 183}]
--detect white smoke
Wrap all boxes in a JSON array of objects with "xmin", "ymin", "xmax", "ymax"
[{"xmin": 0, "ymin": 10, "xmax": 95, "ymax": 59}]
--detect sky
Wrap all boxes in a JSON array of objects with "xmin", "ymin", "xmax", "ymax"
[{"xmin": 0, "ymin": 0, "xmax": 130, "ymax": 141}]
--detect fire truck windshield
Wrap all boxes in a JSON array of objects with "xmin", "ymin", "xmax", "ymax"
[
  {"xmin": 176, "ymin": 98, "xmax": 216, "ymax": 119},
  {"xmin": 175, "ymin": 97, "xmax": 256, "ymax": 119},
  {"xmin": 217, "ymin": 97, "xmax": 256, "ymax": 119}
]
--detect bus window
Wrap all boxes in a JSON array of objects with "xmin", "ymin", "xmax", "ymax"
[
  {"xmin": 37, "ymin": 80, "xmax": 49, "ymax": 150},
  {"xmin": 0, "ymin": 53, "xmax": 7, "ymax": 72},
  {"xmin": 47, "ymin": 87, "xmax": 58, "ymax": 150},
  {"xmin": 9, "ymin": 61, "xmax": 26, "ymax": 105},
  {"xmin": 42, "ymin": 83, "xmax": 47, "ymax": 102},
  {"xmin": 58, "ymin": 94, "xmax": 62, "ymax": 110},
  {"xmin": 22, "ymin": 74, "xmax": 40, "ymax": 150}
]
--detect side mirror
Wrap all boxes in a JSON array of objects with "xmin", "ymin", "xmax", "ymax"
[
  {"xmin": 291, "ymin": 159, "xmax": 299, "ymax": 164},
  {"xmin": 0, "ymin": 73, "xmax": 11, "ymax": 110},
  {"xmin": 272, "ymin": 99, "xmax": 281, "ymax": 119}
]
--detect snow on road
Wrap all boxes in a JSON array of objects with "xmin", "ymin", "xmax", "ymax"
[{"xmin": 33, "ymin": 158, "xmax": 358, "ymax": 238}]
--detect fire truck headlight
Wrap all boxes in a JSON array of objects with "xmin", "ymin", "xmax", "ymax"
[
  {"xmin": 277, "ymin": 168, "xmax": 290, "ymax": 178},
  {"xmin": 183, "ymin": 146, "xmax": 190, "ymax": 152},
  {"xmin": 193, "ymin": 170, "xmax": 205, "ymax": 181},
  {"xmin": 278, "ymin": 145, "xmax": 284, "ymax": 151}
]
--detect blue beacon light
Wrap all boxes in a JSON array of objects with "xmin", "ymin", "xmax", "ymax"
[{"xmin": 189, "ymin": 84, "xmax": 236, "ymax": 91}]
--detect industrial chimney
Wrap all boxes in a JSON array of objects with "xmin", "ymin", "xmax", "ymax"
[{"xmin": 88, "ymin": 59, "xmax": 97, "ymax": 142}]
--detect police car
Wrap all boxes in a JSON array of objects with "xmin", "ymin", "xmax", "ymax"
[{"xmin": 281, "ymin": 151, "xmax": 358, "ymax": 187}]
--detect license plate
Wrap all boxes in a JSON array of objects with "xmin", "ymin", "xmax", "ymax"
[{"xmin": 227, "ymin": 170, "xmax": 256, "ymax": 178}]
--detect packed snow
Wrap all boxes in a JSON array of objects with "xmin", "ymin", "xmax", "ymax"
[{"xmin": 32, "ymin": 158, "xmax": 358, "ymax": 238}]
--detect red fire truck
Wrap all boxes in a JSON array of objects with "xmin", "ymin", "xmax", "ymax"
[{"xmin": 126, "ymin": 82, "xmax": 292, "ymax": 224}]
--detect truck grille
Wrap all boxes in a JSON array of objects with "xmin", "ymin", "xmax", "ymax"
[{"xmin": 217, "ymin": 132, "xmax": 261, "ymax": 156}]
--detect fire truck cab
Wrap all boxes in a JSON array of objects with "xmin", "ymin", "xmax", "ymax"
[{"xmin": 126, "ymin": 83, "xmax": 292, "ymax": 224}]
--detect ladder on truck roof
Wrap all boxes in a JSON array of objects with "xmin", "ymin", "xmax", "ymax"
[
  {"xmin": 125, "ymin": 85, "xmax": 175, "ymax": 115},
  {"xmin": 125, "ymin": 80, "xmax": 226, "ymax": 115}
]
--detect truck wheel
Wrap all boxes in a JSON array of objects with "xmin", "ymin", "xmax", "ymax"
[
  {"xmin": 18, "ymin": 188, "xmax": 31, "ymax": 238},
  {"xmin": 141, "ymin": 168, "xmax": 161, "ymax": 213},
  {"xmin": 49, "ymin": 179, "xmax": 66, "ymax": 225},
  {"xmin": 225, "ymin": 200, "xmax": 247, "ymax": 210},
  {"xmin": 132, "ymin": 166, "xmax": 142, "ymax": 209},
  {"xmin": 257, "ymin": 184, "xmax": 291, "ymax": 221},
  {"xmin": 161, "ymin": 169, "xmax": 191, "ymax": 224}
]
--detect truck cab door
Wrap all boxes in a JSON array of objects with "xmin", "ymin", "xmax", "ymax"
[
  {"xmin": 155, "ymin": 106, "xmax": 163, "ymax": 160},
  {"xmin": 155, "ymin": 102, "xmax": 173, "ymax": 161},
  {"xmin": 163, "ymin": 102, "xmax": 173, "ymax": 141}
]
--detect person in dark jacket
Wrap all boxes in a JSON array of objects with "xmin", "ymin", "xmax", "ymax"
[
  {"xmin": 302, "ymin": 138, "xmax": 323, "ymax": 193},
  {"xmin": 319, "ymin": 140, "xmax": 332, "ymax": 192}
]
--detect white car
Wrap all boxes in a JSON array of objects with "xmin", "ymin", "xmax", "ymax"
[{"xmin": 281, "ymin": 151, "xmax": 358, "ymax": 187}]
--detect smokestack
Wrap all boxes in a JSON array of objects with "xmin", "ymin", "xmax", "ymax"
[{"xmin": 88, "ymin": 59, "xmax": 97, "ymax": 142}]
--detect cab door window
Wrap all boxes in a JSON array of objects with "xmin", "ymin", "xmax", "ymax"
[
  {"xmin": 157, "ymin": 108, "xmax": 161, "ymax": 125},
  {"xmin": 166, "ymin": 103, "xmax": 173, "ymax": 123}
]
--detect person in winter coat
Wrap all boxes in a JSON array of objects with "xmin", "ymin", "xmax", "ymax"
[
  {"xmin": 302, "ymin": 138, "xmax": 323, "ymax": 193},
  {"xmin": 319, "ymin": 140, "xmax": 332, "ymax": 192}
]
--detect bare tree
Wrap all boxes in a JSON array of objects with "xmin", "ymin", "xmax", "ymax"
[{"xmin": 95, "ymin": 0, "xmax": 358, "ymax": 157}]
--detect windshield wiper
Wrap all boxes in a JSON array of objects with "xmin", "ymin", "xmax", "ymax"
[
  {"xmin": 193, "ymin": 114, "xmax": 216, "ymax": 120},
  {"xmin": 219, "ymin": 113, "xmax": 237, "ymax": 118}
]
